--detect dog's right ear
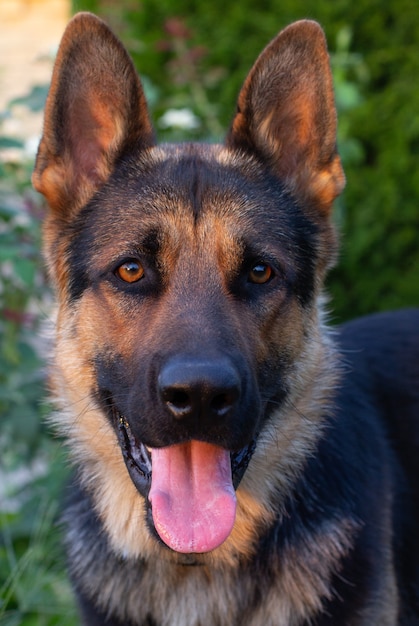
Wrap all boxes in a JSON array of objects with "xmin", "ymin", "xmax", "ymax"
[{"xmin": 32, "ymin": 12, "xmax": 154, "ymax": 214}]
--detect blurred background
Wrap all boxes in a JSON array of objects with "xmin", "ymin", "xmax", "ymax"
[{"xmin": 0, "ymin": 0, "xmax": 418, "ymax": 622}]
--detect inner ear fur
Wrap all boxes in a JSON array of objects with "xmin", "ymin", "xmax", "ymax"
[
  {"xmin": 32, "ymin": 12, "xmax": 154, "ymax": 214},
  {"xmin": 226, "ymin": 20, "xmax": 345, "ymax": 214}
]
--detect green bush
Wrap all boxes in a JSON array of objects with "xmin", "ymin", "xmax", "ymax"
[
  {"xmin": 329, "ymin": 0, "xmax": 419, "ymax": 319},
  {"xmin": 0, "ymin": 159, "xmax": 45, "ymax": 454},
  {"xmin": 0, "ymin": 100, "xmax": 76, "ymax": 623},
  {"xmin": 0, "ymin": 476, "xmax": 76, "ymax": 626}
]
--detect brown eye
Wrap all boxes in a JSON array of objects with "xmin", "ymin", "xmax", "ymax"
[
  {"xmin": 115, "ymin": 260, "xmax": 144, "ymax": 283},
  {"xmin": 248, "ymin": 262, "xmax": 273, "ymax": 284}
]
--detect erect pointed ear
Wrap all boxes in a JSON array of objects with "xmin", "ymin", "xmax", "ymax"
[
  {"xmin": 32, "ymin": 12, "xmax": 154, "ymax": 214},
  {"xmin": 226, "ymin": 20, "xmax": 345, "ymax": 214}
]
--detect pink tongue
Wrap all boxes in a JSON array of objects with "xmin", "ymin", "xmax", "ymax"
[{"xmin": 149, "ymin": 441, "xmax": 236, "ymax": 553}]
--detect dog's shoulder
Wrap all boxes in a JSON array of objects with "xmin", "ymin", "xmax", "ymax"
[
  {"xmin": 335, "ymin": 309, "xmax": 419, "ymax": 618},
  {"xmin": 337, "ymin": 308, "xmax": 419, "ymax": 434}
]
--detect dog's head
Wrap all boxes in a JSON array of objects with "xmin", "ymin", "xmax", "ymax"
[{"xmin": 33, "ymin": 14, "xmax": 344, "ymax": 560}]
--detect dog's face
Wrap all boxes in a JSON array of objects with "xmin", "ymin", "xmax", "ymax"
[{"xmin": 33, "ymin": 14, "xmax": 344, "ymax": 561}]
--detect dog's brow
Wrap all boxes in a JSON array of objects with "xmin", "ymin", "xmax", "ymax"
[{"xmin": 138, "ymin": 229, "xmax": 160, "ymax": 255}]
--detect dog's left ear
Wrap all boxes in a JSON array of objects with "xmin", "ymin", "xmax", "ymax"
[
  {"xmin": 226, "ymin": 20, "xmax": 345, "ymax": 213},
  {"xmin": 33, "ymin": 12, "xmax": 154, "ymax": 215}
]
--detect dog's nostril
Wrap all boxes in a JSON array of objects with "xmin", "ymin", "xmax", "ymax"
[
  {"xmin": 163, "ymin": 388, "xmax": 192, "ymax": 417},
  {"xmin": 210, "ymin": 391, "xmax": 237, "ymax": 416},
  {"xmin": 170, "ymin": 389, "xmax": 190, "ymax": 408}
]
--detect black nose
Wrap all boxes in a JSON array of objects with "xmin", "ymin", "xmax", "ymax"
[{"xmin": 158, "ymin": 356, "xmax": 241, "ymax": 421}]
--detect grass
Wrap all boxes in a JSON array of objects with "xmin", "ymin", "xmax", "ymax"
[{"xmin": 0, "ymin": 445, "xmax": 77, "ymax": 626}]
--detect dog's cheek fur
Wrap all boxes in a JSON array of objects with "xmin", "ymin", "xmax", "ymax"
[
  {"xmin": 50, "ymin": 298, "xmax": 154, "ymax": 557},
  {"xmin": 48, "ymin": 283, "xmax": 265, "ymax": 564}
]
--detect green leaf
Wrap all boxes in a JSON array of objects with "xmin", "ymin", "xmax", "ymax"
[
  {"xmin": 0, "ymin": 137, "xmax": 24, "ymax": 149},
  {"xmin": 13, "ymin": 259, "xmax": 36, "ymax": 287},
  {"xmin": 10, "ymin": 85, "xmax": 48, "ymax": 113}
]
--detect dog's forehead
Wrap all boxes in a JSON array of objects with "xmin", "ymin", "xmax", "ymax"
[
  {"xmin": 72, "ymin": 141, "xmax": 318, "ymax": 281},
  {"xmin": 94, "ymin": 143, "xmax": 291, "ymax": 238}
]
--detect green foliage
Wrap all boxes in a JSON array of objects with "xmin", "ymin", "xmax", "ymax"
[
  {"xmin": 0, "ymin": 146, "xmax": 46, "ymax": 454},
  {"xmin": 329, "ymin": 0, "xmax": 419, "ymax": 319},
  {"xmin": 0, "ymin": 456, "xmax": 76, "ymax": 625},
  {"xmin": 0, "ymin": 93, "xmax": 76, "ymax": 623}
]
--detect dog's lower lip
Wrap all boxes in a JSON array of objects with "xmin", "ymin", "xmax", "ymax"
[
  {"xmin": 230, "ymin": 439, "xmax": 257, "ymax": 488},
  {"xmin": 114, "ymin": 410, "xmax": 256, "ymax": 496},
  {"xmin": 116, "ymin": 415, "xmax": 152, "ymax": 498}
]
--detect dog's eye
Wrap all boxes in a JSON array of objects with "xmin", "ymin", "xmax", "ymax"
[
  {"xmin": 248, "ymin": 262, "xmax": 274, "ymax": 284},
  {"xmin": 115, "ymin": 260, "xmax": 144, "ymax": 283}
]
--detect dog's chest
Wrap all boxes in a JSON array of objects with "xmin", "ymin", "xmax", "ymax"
[{"xmin": 112, "ymin": 564, "xmax": 302, "ymax": 626}]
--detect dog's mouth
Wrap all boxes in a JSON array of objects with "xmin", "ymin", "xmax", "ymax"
[{"xmin": 115, "ymin": 413, "xmax": 256, "ymax": 554}]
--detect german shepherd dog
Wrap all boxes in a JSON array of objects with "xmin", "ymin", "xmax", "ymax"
[{"xmin": 33, "ymin": 12, "xmax": 419, "ymax": 626}]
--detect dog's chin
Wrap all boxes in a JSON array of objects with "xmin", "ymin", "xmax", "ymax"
[{"xmin": 115, "ymin": 411, "xmax": 257, "ymax": 499}]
